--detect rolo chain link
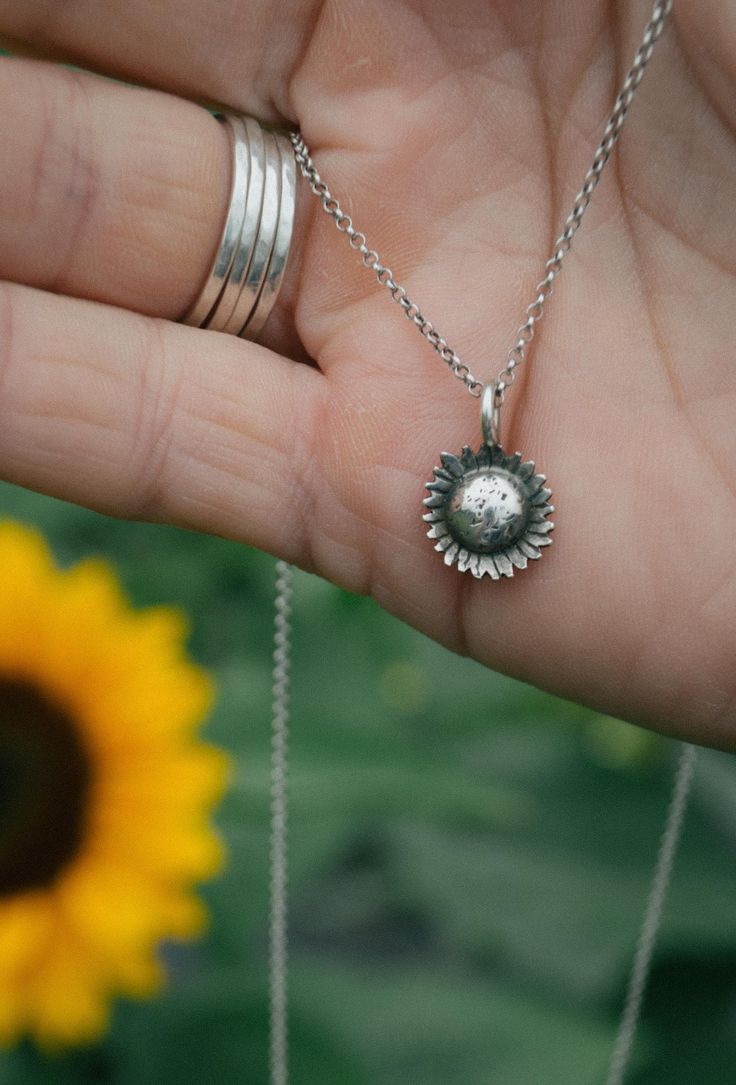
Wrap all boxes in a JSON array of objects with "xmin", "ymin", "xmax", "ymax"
[{"xmin": 291, "ymin": 0, "xmax": 672, "ymax": 409}]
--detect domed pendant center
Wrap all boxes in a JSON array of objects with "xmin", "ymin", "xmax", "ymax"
[{"xmin": 445, "ymin": 468, "xmax": 530, "ymax": 554}]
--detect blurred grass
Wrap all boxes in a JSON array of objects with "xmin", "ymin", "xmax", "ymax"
[{"xmin": 0, "ymin": 482, "xmax": 734, "ymax": 1084}]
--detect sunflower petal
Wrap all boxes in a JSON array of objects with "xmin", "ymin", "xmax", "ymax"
[
  {"xmin": 25, "ymin": 924, "xmax": 110, "ymax": 1050},
  {"xmin": 93, "ymin": 821, "xmax": 227, "ymax": 880},
  {"xmin": 0, "ymin": 982, "xmax": 27, "ymax": 1048},
  {"xmin": 0, "ymin": 892, "xmax": 53, "ymax": 977},
  {"xmin": 56, "ymin": 859, "xmax": 163, "ymax": 956},
  {"xmin": 157, "ymin": 890, "xmax": 208, "ymax": 939},
  {"xmin": 95, "ymin": 746, "xmax": 230, "ymax": 812}
]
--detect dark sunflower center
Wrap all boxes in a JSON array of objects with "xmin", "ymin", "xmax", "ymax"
[{"xmin": 0, "ymin": 678, "xmax": 92, "ymax": 896}]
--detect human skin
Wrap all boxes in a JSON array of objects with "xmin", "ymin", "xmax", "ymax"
[{"xmin": 0, "ymin": 1, "xmax": 732, "ymax": 748}]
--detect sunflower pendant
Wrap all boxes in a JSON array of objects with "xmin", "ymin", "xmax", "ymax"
[{"xmin": 423, "ymin": 440, "xmax": 554, "ymax": 579}]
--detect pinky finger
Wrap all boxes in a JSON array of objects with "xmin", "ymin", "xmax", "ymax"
[{"xmin": 0, "ymin": 281, "xmax": 326, "ymax": 557}]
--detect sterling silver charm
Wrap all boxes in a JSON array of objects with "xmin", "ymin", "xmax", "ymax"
[{"xmin": 423, "ymin": 385, "xmax": 553, "ymax": 579}]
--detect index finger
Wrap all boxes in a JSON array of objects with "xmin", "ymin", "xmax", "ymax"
[{"xmin": 0, "ymin": 0, "xmax": 320, "ymax": 120}]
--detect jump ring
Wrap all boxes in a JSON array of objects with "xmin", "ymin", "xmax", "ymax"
[{"xmin": 481, "ymin": 382, "xmax": 502, "ymax": 447}]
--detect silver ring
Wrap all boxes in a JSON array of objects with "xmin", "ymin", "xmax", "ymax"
[
  {"xmin": 243, "ymin": 133, "xmax": 296, "ymax": 340},
  {"xmin": 223, "ymin": 124, "xmax": 280, "ymax": 335},
  {"xmin": 181, "ymin": 111, "xmax": 296, "ymax": 343},
  {"xmin": 206, "ymin": 116, "xmax": 264, "ymax": 333},
  {"xmin": 181, "ymin": 114, "xmax": 249, "ymax": 328}
]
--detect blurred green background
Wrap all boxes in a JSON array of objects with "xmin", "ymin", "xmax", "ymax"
[{"xmin": 1, "ymin": 481, "xmax": 734, "ymax": 1085}]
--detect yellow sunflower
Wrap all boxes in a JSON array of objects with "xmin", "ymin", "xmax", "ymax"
[{"xmin": 0, "ymin": 521, "xmax": 229, "ymax": 1050}]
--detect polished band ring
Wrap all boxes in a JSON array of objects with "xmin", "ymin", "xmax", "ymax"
[{"xmin": 181, "ymin": 111, "xmax": 296, "ymax": 342}]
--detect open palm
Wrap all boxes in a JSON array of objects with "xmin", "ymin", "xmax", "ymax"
[{"xmin": 0, "ymin": 1, "xmax": 733, "ymax": 748}]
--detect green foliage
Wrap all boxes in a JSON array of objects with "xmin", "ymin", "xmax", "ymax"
[{"xmin": 0, "ymin": 482, "xmax": 734, "ymax": 1083}]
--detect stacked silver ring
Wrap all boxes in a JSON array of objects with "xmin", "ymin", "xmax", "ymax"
[{"xmin": 182, "ymin": 112, "xmax": 296, "ymax": 341}]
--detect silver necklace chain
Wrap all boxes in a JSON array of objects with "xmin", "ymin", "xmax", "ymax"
[
  {"xmin": 496, "ymin": 0, "xmax": 672, "ymax": 405},
  {"xmin": 269, "ymin": 559, "xmax": 293, "ymax": 1085},
  {"xmin": 604, "ymin": 742, "xmax": 697, "ymax": 1085},
  {"xmin": 271, "ymin": 4, "xmax": 694, "ymax": 1083},
  {"xmin": 291, "ymin": 0, "xmax": 672, "ymax": 407},
  {"xmin": 269, "ymin": 564, "xmax": 696, "ymax": 1085},
  {"xmin": 288, "ymin": 138, "xmax": 485, "ymax": 396}
]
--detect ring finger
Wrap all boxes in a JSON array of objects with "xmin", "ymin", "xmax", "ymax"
[{"xmin": 0, "ymin": 55, "xmax": 307, "ymax": 355}]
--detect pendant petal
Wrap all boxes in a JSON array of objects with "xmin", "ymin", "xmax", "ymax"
[
  {"xmin": 506, "ymin": 545, "xmax": 528, "ymax": 570},
  {"xmin": 460, "ymin": 446, "xmax": 478, "ymax": 470},
  {"xmin": 434, "ymin": 535, "xmax": 454, "ymax": 552},
  {"xmin": 457, "ymin": 549, "xmax": 472, "ymax": 573},
  {"xmin": 481, "ymin": 555, "xmax": 500, "ymax": 579},
  {"xmin": 440, "ymin": 453, "xmax": 464, "ymax": 477},
  {"xmin": 493, "ymin": 552, "xmax": 514, "ymax": 578},
  {"xmin": 525, "ymin": 533, "xmax": 552, "ymax": 548},
  {"xmin": 519, "ymin": 540, "xmax": 541, "ymax": 559},
  {"xmin": 530, "ymin": 505, "xmax": 554, "ymax": 521}
]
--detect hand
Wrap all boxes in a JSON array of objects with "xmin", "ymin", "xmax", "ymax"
[{"xmin": 0, "ymin": 2, "xmax": 732, "ymax": 748}]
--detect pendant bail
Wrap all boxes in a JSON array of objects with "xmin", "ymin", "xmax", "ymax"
[{"xmin": 481, "ymin": 382, "xmax": 502, "ymax": 447}]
